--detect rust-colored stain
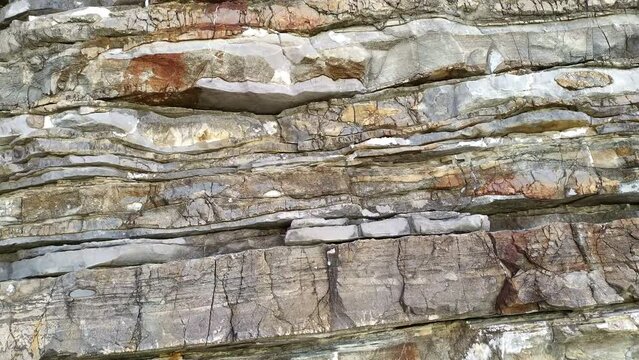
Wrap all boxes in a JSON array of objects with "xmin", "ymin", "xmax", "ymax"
[
  {"xmin": 616, "ymin": 146, "xmax": 634, "ymax": 157},
  {"xmin": 193, "ymin": 22, "xmax": 244, "ymax": 36},
  {"xmin": 425, "ymin": 63, "xmax": 484, "ymax": 82},
  {"xmin": 123, "ymin": 53, "xmax": 188, "ymax": 94},
  {"xmin": 325, "ymin": 59, "xmax": 367, "ymax": 80},
  {"xmin": 475, "ymin": 170, "xmax": 562, "ymax": 200},
  {"xmin": 263, "ymin": 5, "xmax": 325, "ymax": 32},
  {"xmin": 205, "ymin": 0, "xmax": 248, "ymax": 13},
  {"xmin": 116, "ymin": 50, "xmax": 202, "ymax": 107},
  {"xmin": 495, "ymin": 279, "xmax": 539, "ymax": 315},
  {"xmin": 379, "ymin": 342, "xmax": 420, "ymax": 360},
  {"xmin": 200, "ymin": 0, "xmax": 247, "ymax": 36},
  {"xmin": 432, "ymin": 173, "xmax": 465, "ymax": 190},
  {"xmin": 493, "ymin": 239, "xmax": 521, "ymax": 275},
  {"xmin": 475, "ymin": 173, "xmax": 520, "ymax": 196}
]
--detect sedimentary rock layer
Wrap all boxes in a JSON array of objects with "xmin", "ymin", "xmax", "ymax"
[
  {"xmin": 2, "ymin": 218, "xmax": 639, "ymax": 358},
  {"xmin": 114, "ymin": 305, "xmax": 639, "ymax": 359},
  {"xmin": 3, "ymin": 12, "xmax": 639, "ymax": 113},
  {"xmin": 2, "ymin": 0, "xmax": 639, "ymax": 359}
]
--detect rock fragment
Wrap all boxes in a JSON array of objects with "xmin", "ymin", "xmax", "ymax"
[
  {"xmin": 360, "ymin": 217, "xmax": 411, "ymax": 238},
  {"xmin": 555, "ymin": 70, "xmax": 613, "ymax": 90},
  {"xmin": 409, "ymin": 213, "xmax": 490, "ymax": 235},
  {"xmin": 284, "ymin": 224, "xmax": 360, "ymax": 245},
  {"xmin": 290, "ymin": 217, "xmax": 350, "ymax": 229}
]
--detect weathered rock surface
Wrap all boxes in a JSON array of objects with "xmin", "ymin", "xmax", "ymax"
[
  {"xmin": 3, "ymin": 13, "xmax": 639, "ymax": 114},
  {"xmin": 123, "ymin": 305, "xmax": 639, "ymax": 359},
  {"xmin": 2, "ymin": 218, "xmax": 639, "ymax": 358},
  {"xmin": 2, "ymin": 0, "xmax": 639, "ymax": 358}
]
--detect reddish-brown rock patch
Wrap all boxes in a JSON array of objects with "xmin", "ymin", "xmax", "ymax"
[{"xmin": 122, "ymin": 53, "xmax": 191, "ymax": 97}]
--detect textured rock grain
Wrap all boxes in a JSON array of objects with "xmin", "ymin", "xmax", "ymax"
[{"xmin": 1, "ymin": 0, "xmax": 639, "ymax": 358}]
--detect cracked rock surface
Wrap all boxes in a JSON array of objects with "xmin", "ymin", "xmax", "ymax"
[{"xmin": 1, "ymin": 0, "xmax": 639, "ymax": 359}]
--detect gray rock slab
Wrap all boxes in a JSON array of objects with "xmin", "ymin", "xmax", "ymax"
[
  {"xmin": 399, "ymin": 211, "xmax": 462, "ymax": 220},
  {"xmin": 6, "ymin": 241, "xmax": 200, "ymax": 280},
  {"xmin": 360, "ymin": 217, "xmax": 411, "ymax": 238},
  {"xmin": 290, "ymin": 217, "xmax": 350, "ymax": 229},
  {"xmin": 410, "ymin": 214, "xmax": 490, "ymax": 235},
  {"xmin": 195, "ymin": 77, "xmax": 365, "ymax": 114},
  {"xmin": 284, "ymin": 224, "xmax": 360, "ymax": 245}
]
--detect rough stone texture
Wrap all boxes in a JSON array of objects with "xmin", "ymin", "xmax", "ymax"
[
  {"xmin": 3, "ymin": 13, "xmax": 639, "ymax": 114},
  {"xmin": 125, "ymin": 305, "xmax": 639, "ymax": 359},
  {"xmin": 410, "ymin": 213, "xmax": 490, "ymax": 235},
  {"xmin": 2, "ymin": 0, "xmax": 639, "ymax": 358},
  {"xmin": 555, "ymin": 70, "xmax": 614, "ymax": 90},
  {"xmin": 2, "ymin": 218, "xmax": 639, "ymax": 358}
]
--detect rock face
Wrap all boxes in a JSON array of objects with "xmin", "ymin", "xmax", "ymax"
[{"xmin": 1, "ymin": 0, "xmax": 639, "ymax": 359}]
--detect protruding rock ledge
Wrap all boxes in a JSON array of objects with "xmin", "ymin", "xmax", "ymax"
[
  {"xmin": 284, "ymin": 212, "xmax": 489, "ymax": 245},
  {"xmin": 0, "ymin": 228, "xmax": 284, "ymax": 281}
]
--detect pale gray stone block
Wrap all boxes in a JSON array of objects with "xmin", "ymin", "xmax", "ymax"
[
  {"xmin": 284, "ymin": 225, "xmax": 360, "ymax": 245},
  {"xmin": 290, "ymin": 217, "xmax": 350, "ymax": 229},
  {"xmin": 411, "ymin": 214, "xmax": 490, "ymax": 235},
  {"xmin": 360, "ymin": 217, "xmax": 411, "ymax": 238}
]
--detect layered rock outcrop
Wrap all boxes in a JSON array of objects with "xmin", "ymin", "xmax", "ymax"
[{"xmin": 1, "ymin": 0, "xmax": 639, "ymax": 359}]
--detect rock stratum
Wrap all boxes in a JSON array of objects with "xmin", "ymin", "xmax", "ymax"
[{"xmin": 1, "ymin": 0, "xmax": 639, "ymax": 359}]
